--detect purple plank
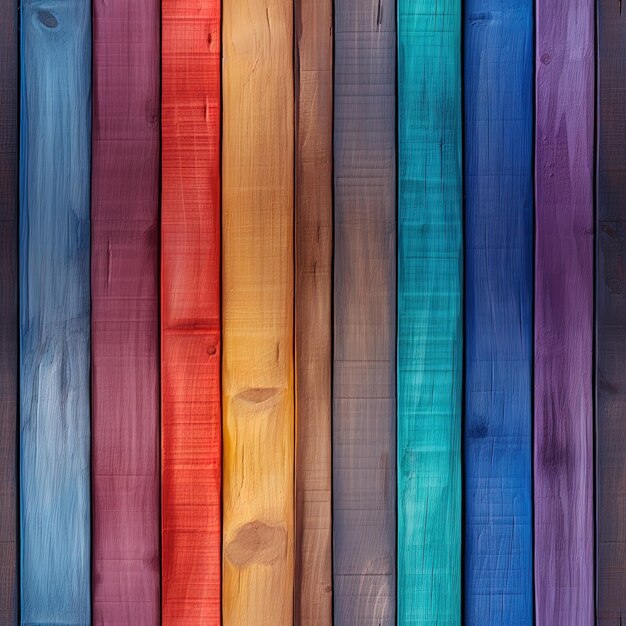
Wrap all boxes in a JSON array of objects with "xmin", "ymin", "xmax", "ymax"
[
  {"xmin": 534, "ymin": 1, "xmax": 594, "ymax": 625},
  {"xmin": 91, "ymin": 0, "xmax": 160, "ymax": 622},
  {"xmin": 0, "ymin": 0, "xmax": 18, "ymax": 619}
]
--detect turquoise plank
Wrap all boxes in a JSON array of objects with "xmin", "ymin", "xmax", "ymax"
[
  {"xmin": 19, "ymin": 1, "xmax": 91, "ymax": 623},
  {"xmin": 397, "ymin": 1, "xmax": 462, "ymax": 625},
  {"xmin": 464, "ymin": 2, "xmax": 534, "ymax": 625}
]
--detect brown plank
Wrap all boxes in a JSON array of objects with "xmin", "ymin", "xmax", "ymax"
[
  {"xmin": 332, "ymin": 0, "xmax": 397, "ymax": 622},
  {"xmin": 294, "ymin": 0, "xmax": 333, "ymax": 623},
  {"xmin": 0, "ymin": 0, "xmax": 17, "ymax": 619}
]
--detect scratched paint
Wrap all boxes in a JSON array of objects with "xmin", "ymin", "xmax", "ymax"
[
  {"xmin": 464, "ymin": 2, "xmax": 534, "ymax": 624},
  {"xmin": 19, "ymin": 0, "xmax": 91, "ymax": 623}
]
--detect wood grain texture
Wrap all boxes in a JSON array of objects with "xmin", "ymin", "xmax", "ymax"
[
  {"xmin": 463, "ymin": 2, "xmax": 534, "ymax": 625},
  {"xmin": 596, "ymin": 3, "xmax": 626, "ymax": 624},
  {"xmin": 91, "ymin": 0, "xmax": 160, "ymax": 622},
  {"xmin": 0, "ymin": 0, "xmax": 18, "ymax": 620},
  {"xmin": 397, "ymin": 1, "xmax": 462, "ymax": 624},
  {"xmin": 294, "ymin": 0, "xmax": 333, "ymax": 624},
  {"xmin": 161, "ymin": 0, "xmax": 221, "ymax": 622},
  {"xmin": 222, "ymin": 0, "xmax": 294, "ymax": 622},
  {"xmin": 534, "ymin": 0, "xmax": 594, "ymax": 624},
  {"xmin": 19, "ymin": 0, "xmax": 91, "ymax": 623},
  {"xmin": 333, "ymin": 0, "xmax": 396, "ymax": 623}
]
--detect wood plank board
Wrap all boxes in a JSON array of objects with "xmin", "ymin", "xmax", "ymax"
[
  {"xmin": 463, "ymin": 2, "xmax": 534, "ymax": 624},
  {"xmin": 0, "ymin": 0, "xmax": 18, "ymax": 619},
  {"xmin": 19, "ymin": 1, "xmax": 92, "ymax": 622},
  {"xmin": 161, "ymin": 0, "xmax": 222, "ymax": 621},
  {"xmin": 397, "ymin": 1, "xmax": 463, "ymax": 624},
  {"xmin": 91, "ymin": 0, "xmax": 160, "ymax": 622},
  {"xmin": 333, "ymin": 0, "xmax": 396, "ymax": 623},
  {"xmin": 221, "ymin": 0, "xmax": 294, "ymax": 622},
  {"xmin": 534, "ymin": 0, "xmax": 594, "ymax": 624},
  {"xmin": 294, "ymin": 0, "xmax": 333, "ymax": 623},
  {"xmin": 596, "ymin": 2, "xmax": 626, "ymax": 624}
]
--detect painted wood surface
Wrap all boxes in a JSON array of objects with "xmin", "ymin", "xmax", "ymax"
[
  {"xmin": 0, "ymin": 0, "xmax": 18, "ymax": 620},
  {"xmin": 397, "ymin": 1, "xmax": 462, "ymax": 624},
  {"xmin": 596, "ymin": 3, "xmax": 626, "ymax": 624},
  {"xmin": 333, "ymin": 0, "xmax": 396, "ymax": 623},
  {"xmin": 91, "ymin": 0, "xmax": 160, "ymax": 622},
  {"xmin": 19, "ymin": 0, "xmax": 91, "ymax": 622},
  {"xmin": 534, "ymin": 0, "xmax": 594, "ymax": 624},
  {"xmin": 161, "ymin": 0, "xmax": 221, "ymax": 622},
  {"xmin": 222, "ymin": 0, "xmax": 294, "ymax": 622},
  {"xmin": 463, "ymin": 2, "xmax": 534, "ymax": 625},
  {"xmin": 294, "ymin": 0, "xmax": 333, "ymax": 623}
]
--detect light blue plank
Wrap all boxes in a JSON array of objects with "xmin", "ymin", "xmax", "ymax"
[
  {"xmin": 397, "ymin": 1, "xmax": 462, "ymax": 624},
  {"xmin": 20, "ymin": 1, "xmax": 91, "ymax": 623},
  {"xmin": 464, "ymin": 3, "xmax": 534, "ymax": 625}
]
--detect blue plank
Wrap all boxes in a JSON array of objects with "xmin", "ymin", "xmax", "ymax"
[
  {"xmin": 397, "ymin": 1, "xmax": 463, "ymax": 624},
  {"xmin": 19, "ymin": 1, "xmax": 91, "ymax": 623},
  {"xmin": 463, "ymin": 3, "xmax": 534, "ymax": 625}
]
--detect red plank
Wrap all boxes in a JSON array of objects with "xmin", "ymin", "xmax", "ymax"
[
  {"xmin": 91, "ymin": 0, "xmax": 161, "ymax": 622},
  {"xmin": 161, "ymin": 0, "xmax": 221, "ymax": 622}
]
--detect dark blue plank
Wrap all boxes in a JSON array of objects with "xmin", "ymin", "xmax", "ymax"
[
  {"xmin": 464, "ymin": 3, "xmax": 534, "ymax": 624},
  {"xmin": 20, "ymin": 1, "xmax": 91, "ymax": 623}
]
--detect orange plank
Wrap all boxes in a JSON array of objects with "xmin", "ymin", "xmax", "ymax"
[
  {"xmin": 221, "ymin": 0, "xmax": 295, "ymax": 623},
  {"xmin": 161, "ymin": 0, "xmax": 221, "ymax": 623}
]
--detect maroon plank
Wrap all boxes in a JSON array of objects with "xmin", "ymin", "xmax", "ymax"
[{"xmin": 91, "ymin": 0, "xmax": 160, "ymax": 622}]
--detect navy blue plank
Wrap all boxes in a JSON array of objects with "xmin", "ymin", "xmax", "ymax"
[
  {"xmin": 20, "ymin": 1, "xmax": 91, "ymax": 623},
  {"xmin": 464, "ymin": 3, "xmax": 534, "ymax": 625}
]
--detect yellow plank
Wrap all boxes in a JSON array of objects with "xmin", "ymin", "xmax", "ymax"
[{"xmin": 221, "ymin": 0, "xmax": 294, "ymax": 624}]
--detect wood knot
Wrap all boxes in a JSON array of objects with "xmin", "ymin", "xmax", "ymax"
[
  {"xmin": 225, "ymin": 521, "xmax": 286, "ymax": 567},
  {"xmin": 37, "ymin": 10, "xmax": 58, "ymax": 28},
  {"xmin": 234, "ymin": 387, "xmax": 280, "ymax": 405}
]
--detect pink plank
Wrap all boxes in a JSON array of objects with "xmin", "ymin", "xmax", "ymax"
[
  {"xmin": 91, "ymin": 0, "xmax": 160, "ymax": 622},
  {"xmin": 534, "ymin": 1, "xmax": 594, "ymax": 624}
]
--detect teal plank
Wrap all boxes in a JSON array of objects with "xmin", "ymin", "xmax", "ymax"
[
  {"xmin": 20, "ymin": 1, "xmax": 91, "ymax": 623},
  {"xmin": 397, "ymin": 1, "xmax": 462, "ymax": 624}
]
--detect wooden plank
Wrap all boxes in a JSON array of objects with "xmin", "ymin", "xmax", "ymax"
[
  {"xmin": 333, "ymin": 0, "xmax": 396, "ymax": 623},
  {"xmin": 596, "ymin": 3, "xmax": 626, "ymax": 624},
  {"xmin": 397, "ymin": 1, "xmax": 462, "ymax": 624},
  {"xmin": 221, "ymin": 0, "xmax": 294, "ymax": 622},
  {"xmin": 91, "ymin": 0, "xmax": 160, "ymax": 622},
  {"xmin": 294, "ymin": 0, "xmax": 333, "ymax": 623},
  {"xmin": 534, "ymin": 0, "xmax": 594, "ymax": 624},
  {"xmin": 161, "ymin": 0, "xmax": 221, "ymax": 621},
  {"xmin": 0, "ymin": 0, "xmax": 18, "ymax": 620},
  {"xmin": 19, "ymin": 1, "xmax": 91, "ymax": 622},
  {"xmin": 463, "ymin": 3, "xmax": 534, "ymax": 624}
]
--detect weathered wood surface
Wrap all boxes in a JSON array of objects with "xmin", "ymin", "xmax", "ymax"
[
  {"xmin": 19, "ymin": 0, "xmax": 91, "ymax": 622},
  {"xmin": 597, "ymin": 3, "xmax": 626, "ymax": 624},
  {"xmin": 294, "ymin": 0, "xmax": 333, "ymax": 623},
  {"xmin": 0, "ymin": 0, "xmax": 18, "ymax": 620},
  {"xmin": 333, "ymin": 0, "xmax": 396, "ymax": 623},
  {"xmin": 222, "ymin": 0, "xmax": 294, "ymax": 623},
  {"xmin": 464, "ymin": 2, "xmax": 534, "ymax": 624},
  {"xmin": 91, "ymin": 0, "xmax": 160, "ymax": 622},
  {"xmin": 534, "ymin": 0, "xmax": 594, "ymax": 624},
  {"xmin": 397, "ymin": 1, "xmax": 462, "ymax": 624},
  {"xmin": 161, "ymin": 0, "xmax": 222, "ymax": 622}
]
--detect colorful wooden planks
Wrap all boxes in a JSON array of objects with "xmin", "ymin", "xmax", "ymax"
[
  {"xmin": 597, "ymin": 3, "xmax": 626, "ymax": 624},
  {"xmin": 0, "ymin": 0, "xmax": 18, "ymax": 620},
  {"xmin": 161, "ymin": 0, "xmax": 222, "ymax": 621},
  {"xmin": 221, "ymin": 0, "xmax": 295, "ymax": 622},
  {"xmin": 19, "ymin": 0, "xmax": 92, "ymax": 623},
  {"xmin": 333, "ymin": 0, "xmax": 396, "ymax": 623},
  {"xmin": 397, "ymin": 1, "xmax": 463, "ymax": 624},
  {"xmin": 294, "ymin": 0, "xmax": 333, "ymax": 623},
  {"xmin": 464, "ymin": 2, "xmax": 534, "ymax": 625},
  {"xmin": 91, "ymin": 0, "xmax": 160, "ymax": 622},
  {"xmin": 534, "ymin": 0, "xmax": 594, "ymax": 624}
]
